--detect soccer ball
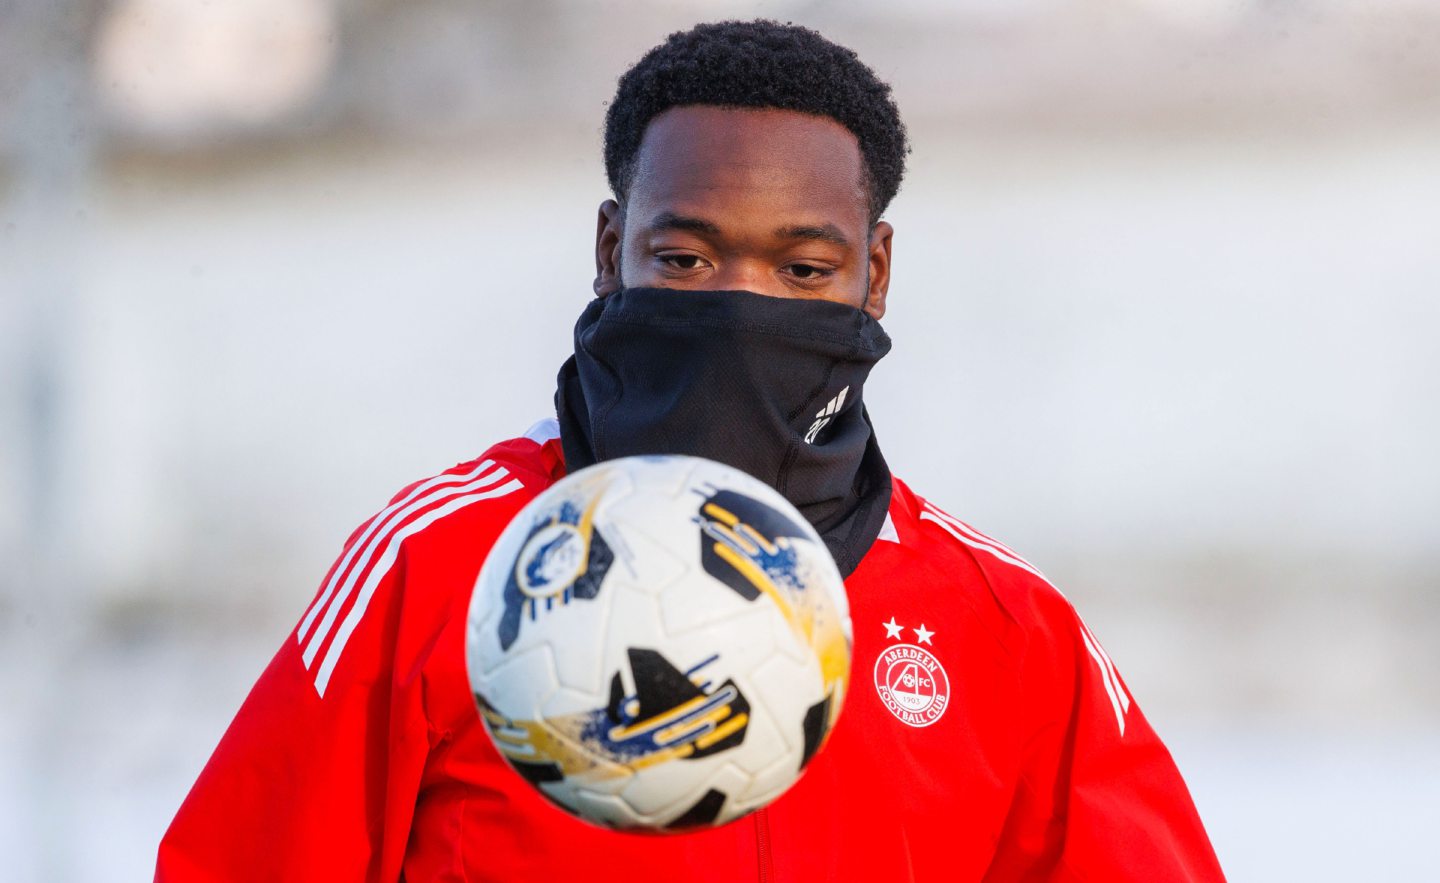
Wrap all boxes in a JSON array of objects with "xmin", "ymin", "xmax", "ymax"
[{"xmin": 465, "ymin": 454, "xmax": 852, "ymax": 831}]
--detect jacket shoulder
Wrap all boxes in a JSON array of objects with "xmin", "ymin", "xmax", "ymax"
[
  {"xmin": 887, "ymin": 478, "xmax": 1079, "ymax": 655},
  {"xmin": 371, "ymin": 419, "xmax": 564, "ymax": 568},
  {"xmin": 382, "ymin": 419, "xmax": 562, "ymax": 509},
  {"xmin": 293, "ymin": 421, "xmax": 562, "ymax": 695},
  {"xmin": 890, "ymin": 478, "xmax": 1134, "ymax": 731}
]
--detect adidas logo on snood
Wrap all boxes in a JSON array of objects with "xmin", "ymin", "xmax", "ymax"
[{"xmin": 804, "ymin": 386, "xmax": 850, "ymax": 445}]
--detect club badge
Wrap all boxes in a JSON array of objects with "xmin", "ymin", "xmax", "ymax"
[{"xmin": 874, "ymin": 617, "xmax": 949, "ymax": 728}]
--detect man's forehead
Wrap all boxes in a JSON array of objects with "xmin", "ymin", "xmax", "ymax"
[{"xmin": 627, "ymin": 106, "xmax": 868, "ymax": 229}]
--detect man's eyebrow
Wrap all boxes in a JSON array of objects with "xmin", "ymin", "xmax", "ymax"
[
  {"xmin": 643, "ymin": 213, "xmax": 850, "ymax": 247},
  {"xmin": 645, "ymin": 212, "xmax": 722, "ymax": 235},
  {"xmin": 773, "ymin": 223, "xmax": 850, "ymax": 247}
]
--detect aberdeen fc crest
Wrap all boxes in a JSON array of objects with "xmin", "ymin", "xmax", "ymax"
[{"xmin": 874, "ymin": 617, "xmax": 950, "ymax": 728}]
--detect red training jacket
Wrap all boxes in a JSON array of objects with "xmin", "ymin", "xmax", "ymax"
[{"xmin": 156, "ymin": 419, "xmax": 1225, "ymax": 882}]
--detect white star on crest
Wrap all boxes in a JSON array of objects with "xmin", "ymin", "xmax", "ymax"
[
  {"xmin": 883, "ymin": 617, "xmax": 904, "ymax": 640},
  {"xmin": 914, "ymin": 623, "xmax": 935, "ymax": 645}
]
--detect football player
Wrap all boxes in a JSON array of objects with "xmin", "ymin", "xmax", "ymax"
[{"xmin": 157, "ymin": 20, "xmax": 1225, "ymax": 882}]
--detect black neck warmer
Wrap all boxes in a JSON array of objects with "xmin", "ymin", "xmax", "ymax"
[{"xmin": 554, "ymin": 287, "xmax": 893, "ymax": 576}]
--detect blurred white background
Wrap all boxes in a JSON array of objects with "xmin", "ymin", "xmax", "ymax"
[{"xmin": 2, "ymin": 1, "xmax": 1438, "ymax": 880}]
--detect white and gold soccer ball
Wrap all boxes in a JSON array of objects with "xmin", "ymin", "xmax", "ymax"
[{"xmin": 465, "ymin": 454, "xmax": 852, "ymax": 831}]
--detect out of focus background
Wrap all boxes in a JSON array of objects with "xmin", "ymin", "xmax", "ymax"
[{"xmin": 2, "ymin": 0, "xmax": 1437, "ymax": 879}]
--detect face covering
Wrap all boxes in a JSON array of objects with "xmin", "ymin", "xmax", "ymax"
[{"xmin": 554, "ymin": 287, "xmax": 893, "ymax": 576}]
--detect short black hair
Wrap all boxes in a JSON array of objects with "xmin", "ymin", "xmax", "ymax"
[{"xmin": 604, "ymin": 20, "xmax": 909, "ymax": 225}]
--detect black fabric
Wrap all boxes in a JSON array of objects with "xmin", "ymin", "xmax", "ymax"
[{"xmin": 554, "ymin": 287, "xmax": 893, "ymax": 576}]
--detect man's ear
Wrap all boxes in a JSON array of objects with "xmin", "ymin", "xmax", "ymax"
[
  {"xmin": 594, "ymin": 199, "xmax": 623, "ymax": 297},
  {"xmin": 864, "ymin": 220, "xmax": 893, "ymax": 320}
]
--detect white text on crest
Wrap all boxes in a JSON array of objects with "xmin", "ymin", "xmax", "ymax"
[{"xmin": 881, "ymin": 646, "xmax": 939, "ymax": 672}]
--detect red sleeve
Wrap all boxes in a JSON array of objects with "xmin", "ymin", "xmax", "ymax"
[
  {"xmin": 154, "ymin": 445, "xmax": 546, "ymax": 882},
  {"xmin": 154, "ymin": 519, "xmax": 436, "ymax": 882},
  {"xmin": 983, "ymin": 595, "xmax": 1227, "ymax": 882}
]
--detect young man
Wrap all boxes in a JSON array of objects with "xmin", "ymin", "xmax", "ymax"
[{"xmin": 157, "ymin": 21, "xmax": 1225, "ymax": 882}]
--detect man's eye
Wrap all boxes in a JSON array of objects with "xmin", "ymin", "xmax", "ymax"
[
  {"xmin": 788, "ymin": 264, "xmax": 826, "ymax": 279},
  {"xmin": 662, "ymin": 254, "xmax": 703, "ymax": 270}
]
